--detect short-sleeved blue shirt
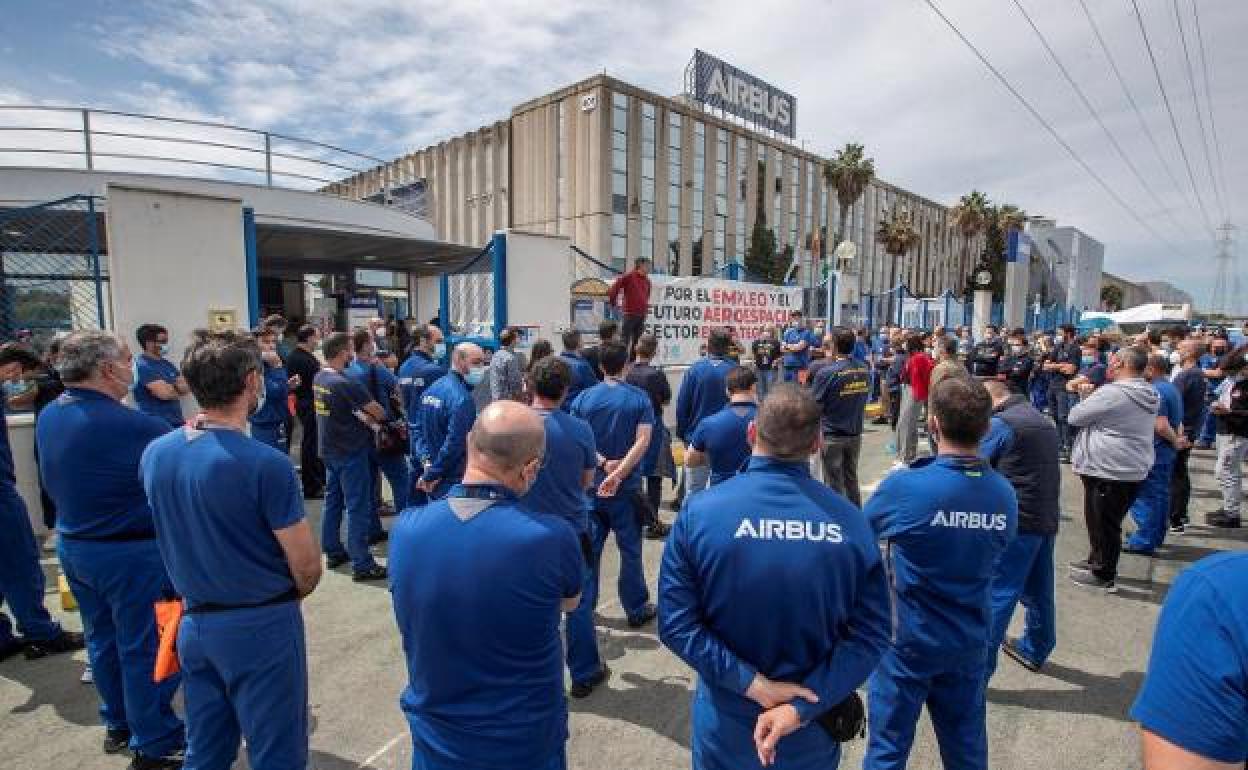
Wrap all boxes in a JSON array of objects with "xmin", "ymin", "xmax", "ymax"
[
  {"xmin": 37, "ymin": 388, "xmax": 171, "ymax": 539},
  {"xmin": 141, "ymin": 425, "xmax": 305, "ymax": 608},
  {"xmin": 133, "ymin": 354, "xmax": 184, "ymax": 427},
  {"xmin": 313, "ymin": 368, "xmax": 374, "ymax": 462},
  {"xmin": 1171, "ymin": 366, "xmax": 1206, "ymax": 436},
  {"xmin": 390, "ymin": 485, "xmax": 584, "ymax": 768},
  {"xmin": 1152, "ymin": 378, "xmax": 1183, "ymax": 464},
  {"xmin": 571, "ymin": 381, "xmax": 654, "ymax": 494},
  {"xmin": 689, "ymin": 402, "xmax": 756, "ymax": 486},
  {"xmin": 1131, "ymin": 552, "xmax": 1248, "ymax": 764},
  {"xmin": 782, "ymin": 327, "xmax": 815, "ymax": 369},
  {"xmin": 521, "ymin": 408, "xmax": 597, "ymax": 533},
  {"xmin": 249, "ymin": 362, "xmax": 290, "ymax": 427}
]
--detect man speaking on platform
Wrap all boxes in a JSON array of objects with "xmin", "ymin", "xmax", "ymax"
[{"xmin": 607, "ymin": 257, "xmax": 652, "ymax": 358}]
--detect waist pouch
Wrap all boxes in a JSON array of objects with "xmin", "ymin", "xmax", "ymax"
[{"xmin": 816, "ymin": 692, "xmax": 866, "ymax": 743}]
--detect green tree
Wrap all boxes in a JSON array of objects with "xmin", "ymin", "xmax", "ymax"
[
  {"xmin": 1101, "ymin": 284, "xmax": 1124, "ymax": 311},
  {"xmin": 975, "ymin": 203, "xmax": 1027, "ymax": 300},
  {"xmin": 823, "ymin": 143, "xmax": 875, "ymax": 296},
  {"xmin": 876, "ymin": 207, "xmax": 921, "ymax": 315},
  {"xmin": 745, "ymin": 159, "xmax": 788, "ymax": 285},
  {"xmin": 949, "ymin": 190, "xmax": 991, "ymax": 297}
]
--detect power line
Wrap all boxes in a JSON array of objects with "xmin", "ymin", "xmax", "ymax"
[
  {"xmin": 1171, "ymin": 0, "xmax": 1226, "ymax": 222},
  {"xmin": 1076, "ymin": 0, "xmax": 1202, "ymax": 228},
  {"xmin": 1011, "ymin": 0, "xmax": 1198, "ymax": 243},
  {"xmin": 1190, "ymin": 0, "xmax": 1232, "ymax": 222},
  {"xmin": 1130, "ymin": 0, "xmax": 1215, "ymax": 236},
  {"xmin": 921, "ymin": 0, "xmax": 1186, "ymax": 256}
]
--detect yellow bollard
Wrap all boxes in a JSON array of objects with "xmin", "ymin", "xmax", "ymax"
[{"xmin": 58, "ymin": 574, "xmax": 77, "ymax": 612}]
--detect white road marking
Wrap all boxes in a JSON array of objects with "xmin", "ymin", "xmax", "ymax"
[{"xmin": 358, "ymin": 731, "xmax": 406, "ymax": 769}]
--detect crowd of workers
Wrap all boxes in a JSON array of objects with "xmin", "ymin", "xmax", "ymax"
[{"xmin": 0, "ymin": 257, "xmax": 1244, "ymax": 770}]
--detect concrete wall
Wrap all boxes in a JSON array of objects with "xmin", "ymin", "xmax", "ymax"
[
  {"xmin": 106, "ymin": 184, "xmax": 249, "ymax": 415},
  {"xmin": 504, "ymin": 230, "xmax": 573, "ymax": 343}
]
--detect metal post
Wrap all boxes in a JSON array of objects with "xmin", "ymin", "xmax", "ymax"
[
  {"xmin": 439, "ymin": 272, "xmax": 451, "ymax": 339},
  {"xmin": 86, "ymin": 196, "xmax": 105, "ymax": 328},
  {"xmin": 82, "ymin": 110, "xmax": 93, "ymax": 170},
  {"xmin": 264, "ymin": 133, "xmax": 273, "ymax": 186},
  {"xmin": 242, "ymin": 207, "xmax": 259, "ymax": 327},
  {"xmin": 491, "ymin": 231, "xmax": 507, "ymax": 340}
]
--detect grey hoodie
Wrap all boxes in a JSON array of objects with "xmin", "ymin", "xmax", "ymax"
[{"xmin": 1068, "ymin": 377, "xmax": 1159, "ymax": 482}]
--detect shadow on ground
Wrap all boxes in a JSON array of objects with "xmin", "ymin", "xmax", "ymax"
[
  {"xmin": 569, "ymin": 670, "xmax": 693, "ymax": 750},
  {"xmin": 987, "ymin": 661, "xmax": 1144, "ymax": 722}
]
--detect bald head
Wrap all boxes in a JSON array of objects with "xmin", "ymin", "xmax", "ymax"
[
  {"xmin": 467, "ymin": 400, "xmax": 546, "ymax": 482},
  {"xmin": 451, "ymin": 342, "xmax": 485, "ymax": 375}
]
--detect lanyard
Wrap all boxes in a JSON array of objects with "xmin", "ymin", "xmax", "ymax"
[{"xmin": 449, "ymin": 483, "xmax": 516, "ymax": 503}]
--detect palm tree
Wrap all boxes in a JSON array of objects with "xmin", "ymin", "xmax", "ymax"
[
  {"xmin": 876, "ymin": 207, "xmax": 922, "ymax": 317},
  {"xmin": 996, "ymin": 203, "xmax": 1027, "ymax": 234},
  {"xmin": 823, "ymin": 143, "xmax": 875, "ymax": 299},
  {"xmin": 948, "ymin": 190, "xmax": 991, "ymax": 294}
]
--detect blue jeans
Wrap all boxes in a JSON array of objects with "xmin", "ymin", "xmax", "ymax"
[
  {"xmin": 782, "ymin": 366, "xmax": 803, "ymax": 383},
  {"xmin": 756, "ymin": 368, "xmax": 778, "ymax": 401},
  {"xmin": 322, "ymin": 451, "xmax": 378, "ymax": 572},
  {"xmin": 0, "ymin": 483, "xmax": 61, "ymax": 645},
  {"xmin": 866, "ymin": 652, "xmax": 988, "ymax": 770},
  {"xmin": 371, "ymin": 449, "xmax": 411, "ymax": 538},
  {"xmin": 59, "ymin": 537, "xmax": 184, "ymax": 758},
  {"xmin": 179, "ymin": 602, "xmax": 308, "ymax": 770},
  {"xmin": 986, "ymin": 534, "xmax": 1056, "ymax": 678},
  {"xmin": 1198, "ymin": 404, "xmax": 1218, "ymax": 445},
  {"xmin": 684, "ymin": 463, "xmax": 711, "ymax": 500},
  {"xmin": 1127, "ymin": 457, "xmax": 1175, "ymax": 553}
]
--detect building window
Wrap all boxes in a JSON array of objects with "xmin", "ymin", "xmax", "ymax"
[
  {"xmin": 667, "ymin": 112, "xmax": 682, "ymax": 274},
  {"xmin": 714, "ymin": 128, "xmax": 728, "ymax": 270},
  {"xmin": 804, "ymin": 161, "xmax": 815, "ymax": 279},
  {"xmin": 692, "ymin": 121, "xmax": 706, "ymax": 275},
  {"xmin": 789, "ymin": 156, "xmax": 799, "ymax": 253},
  {"xmin": 640, "ymin": 102, "xmax": 656, "ymax": 261},
  {"xmin": 736, "ymin": 138, "xmax": 747, "ymax": 264},
  {"xmin": 611, "ymin": 92, "xmax": 629, "ymax": 266},
  {"xmin": 772, "ymin": 148, "xmax": 784, "ymax": 245},
  {"xmin": 556, "ymin": 101, "xmax": 567, "ymax": 236}
]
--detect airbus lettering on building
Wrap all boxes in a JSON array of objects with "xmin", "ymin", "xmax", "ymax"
[{"xmin": 692, "ymin": 49, "xmax": 796, "ymax": 138}]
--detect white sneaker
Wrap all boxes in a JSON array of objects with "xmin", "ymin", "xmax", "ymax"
[
  {"xmin": 42, "ymin": 533, "xmax": 58, "ymax": 553},
  {"xmin": 890, "ymin": 461, "xmax": 908, "ymax": 471},
  {"xmin": 81, "ymin": 664, "xmax": 93, "ymax": 684}
]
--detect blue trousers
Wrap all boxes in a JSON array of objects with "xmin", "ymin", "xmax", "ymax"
[
  {"xmin": 865, "ymin": 652, "xmax": 989, "ymax": 770},
  {"xmin": 0, "ymin": 483, "xmax": 60, "ymax": 645},
  {"xmin": 782, "ymin": 366, "xmax": 803, "ymax": 383},
  {"xmin": 567, "ymin": 494, "xmax": 649, "ymax": 683},
  {"xmin": 372, "ymin": 450, "xmax": 410, "ymax": 513},
  {"xmin": 59, "ymin": 537, "xmax": 184, "ymax": 757},
  {"xmin": 179, "ymin": 602, "xmax": 308, "ymax": 770},
  {"xmin": 691, "ymin": 685, "xmax": 840, "ymax": 770},
  {"xmin": 1198, "ymin": 405, "xmax": 1217, "ymax": 445},
  {"xmin": 985, "ymin": 534, "xmax": 1056, "ymax": 678},
  {"xmin": 250, "ymin": 421, "xmax": 288, "ymax": 454},
  {"xmin": 1127, "ymin": 457, "xmax": 1175, "ymax": 553},
  {"xmin": 756, "ymin": 368, "xmax": 778, "ymax": 402},
  {"xmin": 410, "ymin": 744, "xmax": 565, "ymax": 770},
  {"xmin": 322, "ymin": 451, "xmax": 378, "ymax": 572}
]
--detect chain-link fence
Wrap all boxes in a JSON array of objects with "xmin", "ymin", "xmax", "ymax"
[
  {"xmin": 443, "ymin": 243, "xmax": 496, "ymax": 339},
  {"xmin": 0, "ymin": 195, "xmax": 109, "ymax": 351}
]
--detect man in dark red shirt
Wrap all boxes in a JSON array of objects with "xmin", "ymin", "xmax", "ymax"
[
  {"xmin": 897, "ymin": 333, "xmax": 935, "ymax": 466},
  {"xmin": 608, "ymin": 258, "xmax": 652, "ymax": 359}
]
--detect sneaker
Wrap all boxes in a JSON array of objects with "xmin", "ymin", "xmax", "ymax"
[
  {"xmin": 0, "ymin": 637, "xmax": 25, "ymax": 663},
  {"xmin": 569, "ymin": 665, "xmax": 610, "ymax": 699},
  {"xmin": 627, "ymin": 603, "xmax": 658, "ymax": 629},
  {"xmin": 81, "ymin": 664, "xmax": 94, "ymax": 684},
  {"xmin": 1001, "ymin": 638, "xmax": 1042, "ymax": 673},
  {"xmin": 1059, "ymin": 454, "xmax": 1071, "ymax": 464},
  {"xmin": 325, "ymin": 553, "xmax": 349, "ymax": 569},
  {"xmin": 644, "ymin": 521, "xmax": 671, "ymax": 540},
  {"xmin": 1068, "ymin": 560, "xmax": 1097, "ymax": 573},
  {"xmin": 1192, "ymin": 442, "xmax": 1213, "ymax": 450},
  {"xmin": 1206, "ymin": 511, "xmax": 1242, "ymax": 528},
  {"xmin": 24, "ymin": 630, "xmax": 85, "ymax": 659},
  {"xmin": 103, "ymin": 727, "xmax": 131, "ymax": 754},
  {"xmin": 1169, "ymin": 523, "xmax": 1186, "ymax": 535},
  {"xmin": 128, "ymin": 751, "xmax": 184, "ymax": 770},
  {"xmin": 1121, "ymin": 543, "xmax": 1155, "ymax": 556},
  {"xmin": 42, "ymin": 533, "xmax": 59, "ymax": 553},
  {"xmin": 352, "ymin": 564, "xmax": 388, "ymax": 582},
  {"xmin": 1069, "ymin": 571, "xmax": 1117, "ymax": 593},
  {"xmin": 890, "ymin": 461, "xmax": 907, "ymax": 471}
]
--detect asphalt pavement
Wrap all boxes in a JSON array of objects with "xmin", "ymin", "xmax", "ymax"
[{"xmin": 2, "ymin": 422, "xmax": 1244, "ymax": 770}]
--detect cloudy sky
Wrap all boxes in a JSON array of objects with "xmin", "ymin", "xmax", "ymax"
[{"xmin": 3, "ymin": 0, "xmax": 1244, "ymax": 310}]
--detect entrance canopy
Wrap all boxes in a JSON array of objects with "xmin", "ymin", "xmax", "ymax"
[{"xmin": 256, "ymin": 222, "xmax": 480, "ymax": 277}]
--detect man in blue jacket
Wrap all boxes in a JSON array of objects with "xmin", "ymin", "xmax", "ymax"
[
  {"xmin": 780, "ymin": 311, "xmax": 815, "ymax": 383},
  {"xmin": 660, "ymin": 384, "xmax": 890, "ymax": 769},
  {"xmin": 686, "ymin": 366, "xmax": 757, "ymax": 487},
  {"xmin": 1125, "ymin": 353, "xmax": 1186, "ymax": 555},
  {"xmin": 980, "ymin": 379, "xmax": 1061, "ymax": 676},
  {"xmin": 248, "ymin": 326, "xmax": 296, "ymax": 453},
  {"xmin": 397, "ymin": 324, "xmax": 447, "ymax": 502},
  {"xmin": 416, "ymin": 343, "xmax": 485, "ymax": 501},
  {"xmin": 558, "ymin": 330, "xmax": 598, "ymax": 411},
  {"xmin": 863, "ymin": 376, "xmax": 1018, "ymax": 770},
  {"xmin": 676, "ymin": 328, "xmax": 734, "ymax": 496}
]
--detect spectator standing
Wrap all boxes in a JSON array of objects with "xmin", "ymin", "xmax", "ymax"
[
  {"xmin": 980, "ymin": 379, "xmax": 1061, "ymax": 676},
  {"xmin": 286, "ymin": 325, "xmax": 325, "ymax": 498},
  {"xmin": 583, "ymin": 320, "xmax": 618, "ymax": 382},
  {"xmin": 1206, "ymin": 347, "xmax": 1248, "ymax": 528},
  {"xmin": 398, "ymin": 324, "xmax": 447, "ymax": 504},
  {"xmin": 1042, "ymin": 325, "xmax": 1081, "ymax": 462},
  {"xmin": 347, "ymin": 329, "xmax": 411, "ymax": 536},
  {"xmin": 751, "ymin": 325, "xmax": 780, "ymax": 401},
  {"xmin": 1067, "ymin": 347, "xmax": 1159, "ymax": 592},
  {"xmin": 416, "ymin": 343, "xmax": 485, "ymax": 501},
  {"xmin": 883, "ymin": 333, "xmax": 908, "ymax": 431},
  {"xmin": 607, "ymin": 258, "xmax": 652, "ymax": 358},
  {"xmin": 142, "ymin": 330, "xmax": 322, "ymax": 770},
  {"xmin": 1195, "ymin": 336, "xmax": 1229, "ymax": 449},
  {"xmin": 488, "ymin": 327, "xmax": 525, "ymax": 402},
  {"xmin": 686, "ymin": 367, "xmax": 758, "ymax": 488},
  {"xmin": 1168, "ymin": 341, "xmax": 1206, "ymax": 533},
  {"xmin": 999, "ymin": 330, "xmax": 1035, "ymax": 396},
  {"xmin": 928, "ymin": 338, "xmax": 966, "ymax": 394},
  {"xmin": 811, "ymin": 328, "xmax": 871, "ymax": 506},
  {"xmin": 896, "ymin": 334, "xmax": 934, "ymax": 466},
  {"xmin": 968, "ymin": 324, "xmax": 1004, "ymax": 378},
  {"xmin": 132, "ymin": 324, "xmax": 190, "ymax": 428},
  {"xmin": 780, "ymin": 311, "xmax": 814, "ymax": 383},
  {"xmin": 558, "ymin": 330, "xmax": 598, "ymax": 410},
  {"xmin": 955, "ymin": 326, "xmax": 974, "ymax": 363},
  {"xmin": 624, "ymin": 334, "xmax": 673, "ymax": 539},
  {"xmin": 1124, "ymin": 354, "xmax": 1185, "ymax": 555},
  {"xmin": 248, "ymin": 326, "xmax": 297, "ymax": 453},
  {"xmin": 675, "ymin": 329, "xmax": 734, "ymax": 496}
]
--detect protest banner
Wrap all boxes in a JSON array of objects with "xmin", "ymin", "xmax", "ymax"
[{"xmin": 644, "ymin": 276, "xmax": 803, "ymax": 366}]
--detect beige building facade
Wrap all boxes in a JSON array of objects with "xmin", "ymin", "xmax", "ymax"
[{"xmin": 327, "ymin": 74, "xmax": 975, "ymax": 300}]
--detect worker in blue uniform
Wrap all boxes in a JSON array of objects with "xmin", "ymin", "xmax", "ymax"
[
  {"xmin": 569, "ymin": 342, "xmax": 654, "ymax": 697},
  {"xmin": 660, "ymin": 384, "xmax": 890, "ymax": 769},
  {"xmin": 141, "ymin": 329, "xmax": 322, "ymax": 770},
  {"xmin": 390, "ymin": 400, "xmax": 584, "ymax": 770},
  {"xmin": 558, "ymin": 330, "xmax": 598, "ymax": 411},
  {"xmin": 416, "ymin": 342, "xmax": 485, "ymax": 501},
  {"xmin": 0, "ymin": 346, "xmax": 83, "ymax": 663},
  {"xmin": 780, "ymin": 311, "xmax": 814, "ymax": 383},
  {"xmin": 132, "ymin": 323, "xmax": 190, "ymax": 428},
  {"xmin": 347, "ymin": 328, "xmax": 410, "ymax": 538},
  {"xmin": 248, "ymin": 326, "xmax": 297, "ymax": 453},
  {"xmin": 863, "ymin": 376, "xmax": 1018, "ymax": 770},
  {"xmin": 36, "ymin": 331, "xmax": 184, "ymax": 766},
  {"xmin": 1195, "ymin": 336, "xmax": 1229, "ymax": 448},
  {"xmin": 520, "ymin": 356, "xmax": 601, "ymax": 692},
  {"xmin": 1130, "ymin": 552, "xmax": 1248, "ymax": 768},
  {"xmin": 686, "ymin": 366, "xmax": 757, "ymax": 486},
  {"xmin": 315, "ymin": 332, "xmax": 389, "ymax": 581},
  {"xmin": 979, "ymin": 379, "xmax": 1061, "ymax": 677},
  {"xmin": 1125, "ymin": 353, "xmax": 1186, "ymax": 555},
  {"xmin": 397, "ymin": 324, "xmax": 446, "ymax": 504},
  {"xmin": 675, "ymin": 328, "xmax": 735, "ymax": 496}
]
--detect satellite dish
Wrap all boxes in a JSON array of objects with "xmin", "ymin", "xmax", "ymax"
[{"xmin": 834, "ymin": 240, "xmax": 857, "ymax": 262}]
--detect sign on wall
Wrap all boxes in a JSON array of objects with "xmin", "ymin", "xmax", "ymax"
[
  {"xmin": 689, "ymin": 50, "xmax": 797, "ymax": 139},
  {"xmin": 644, "ymin": 276, "xmax": 803, "ymax": 366}
]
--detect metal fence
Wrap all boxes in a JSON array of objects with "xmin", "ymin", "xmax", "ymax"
[
  {"xmin": 440, "ymin": 234, "xmax": 507, "ymax": 341},
  {"xmin": 0, "ymin": 195, "xmax": 108, "ymax": 349},
  {"xmin": 0, "ymin": 105, "xmax": 385, "ymax": 190}
]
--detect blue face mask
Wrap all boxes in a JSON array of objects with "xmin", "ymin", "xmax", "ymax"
[
  {"xmin": 1082, "ymin": 355, "xmax": 1096, "ymax": 366},
  {"xmin": 433, "ymin": 342, "xmax": 447, "ymax": 359},
  {"xmin": 159, "ymin": 343, "xmax": 170, "ymax": 356},
  {"xmin": 464, "ymin": 365, "xmax": 486, "ymax": 386}
]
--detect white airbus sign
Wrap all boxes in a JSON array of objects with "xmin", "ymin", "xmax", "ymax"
[{"xmin": 692, "ymin": 50, "xmax": 797, "ymax": 138}]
